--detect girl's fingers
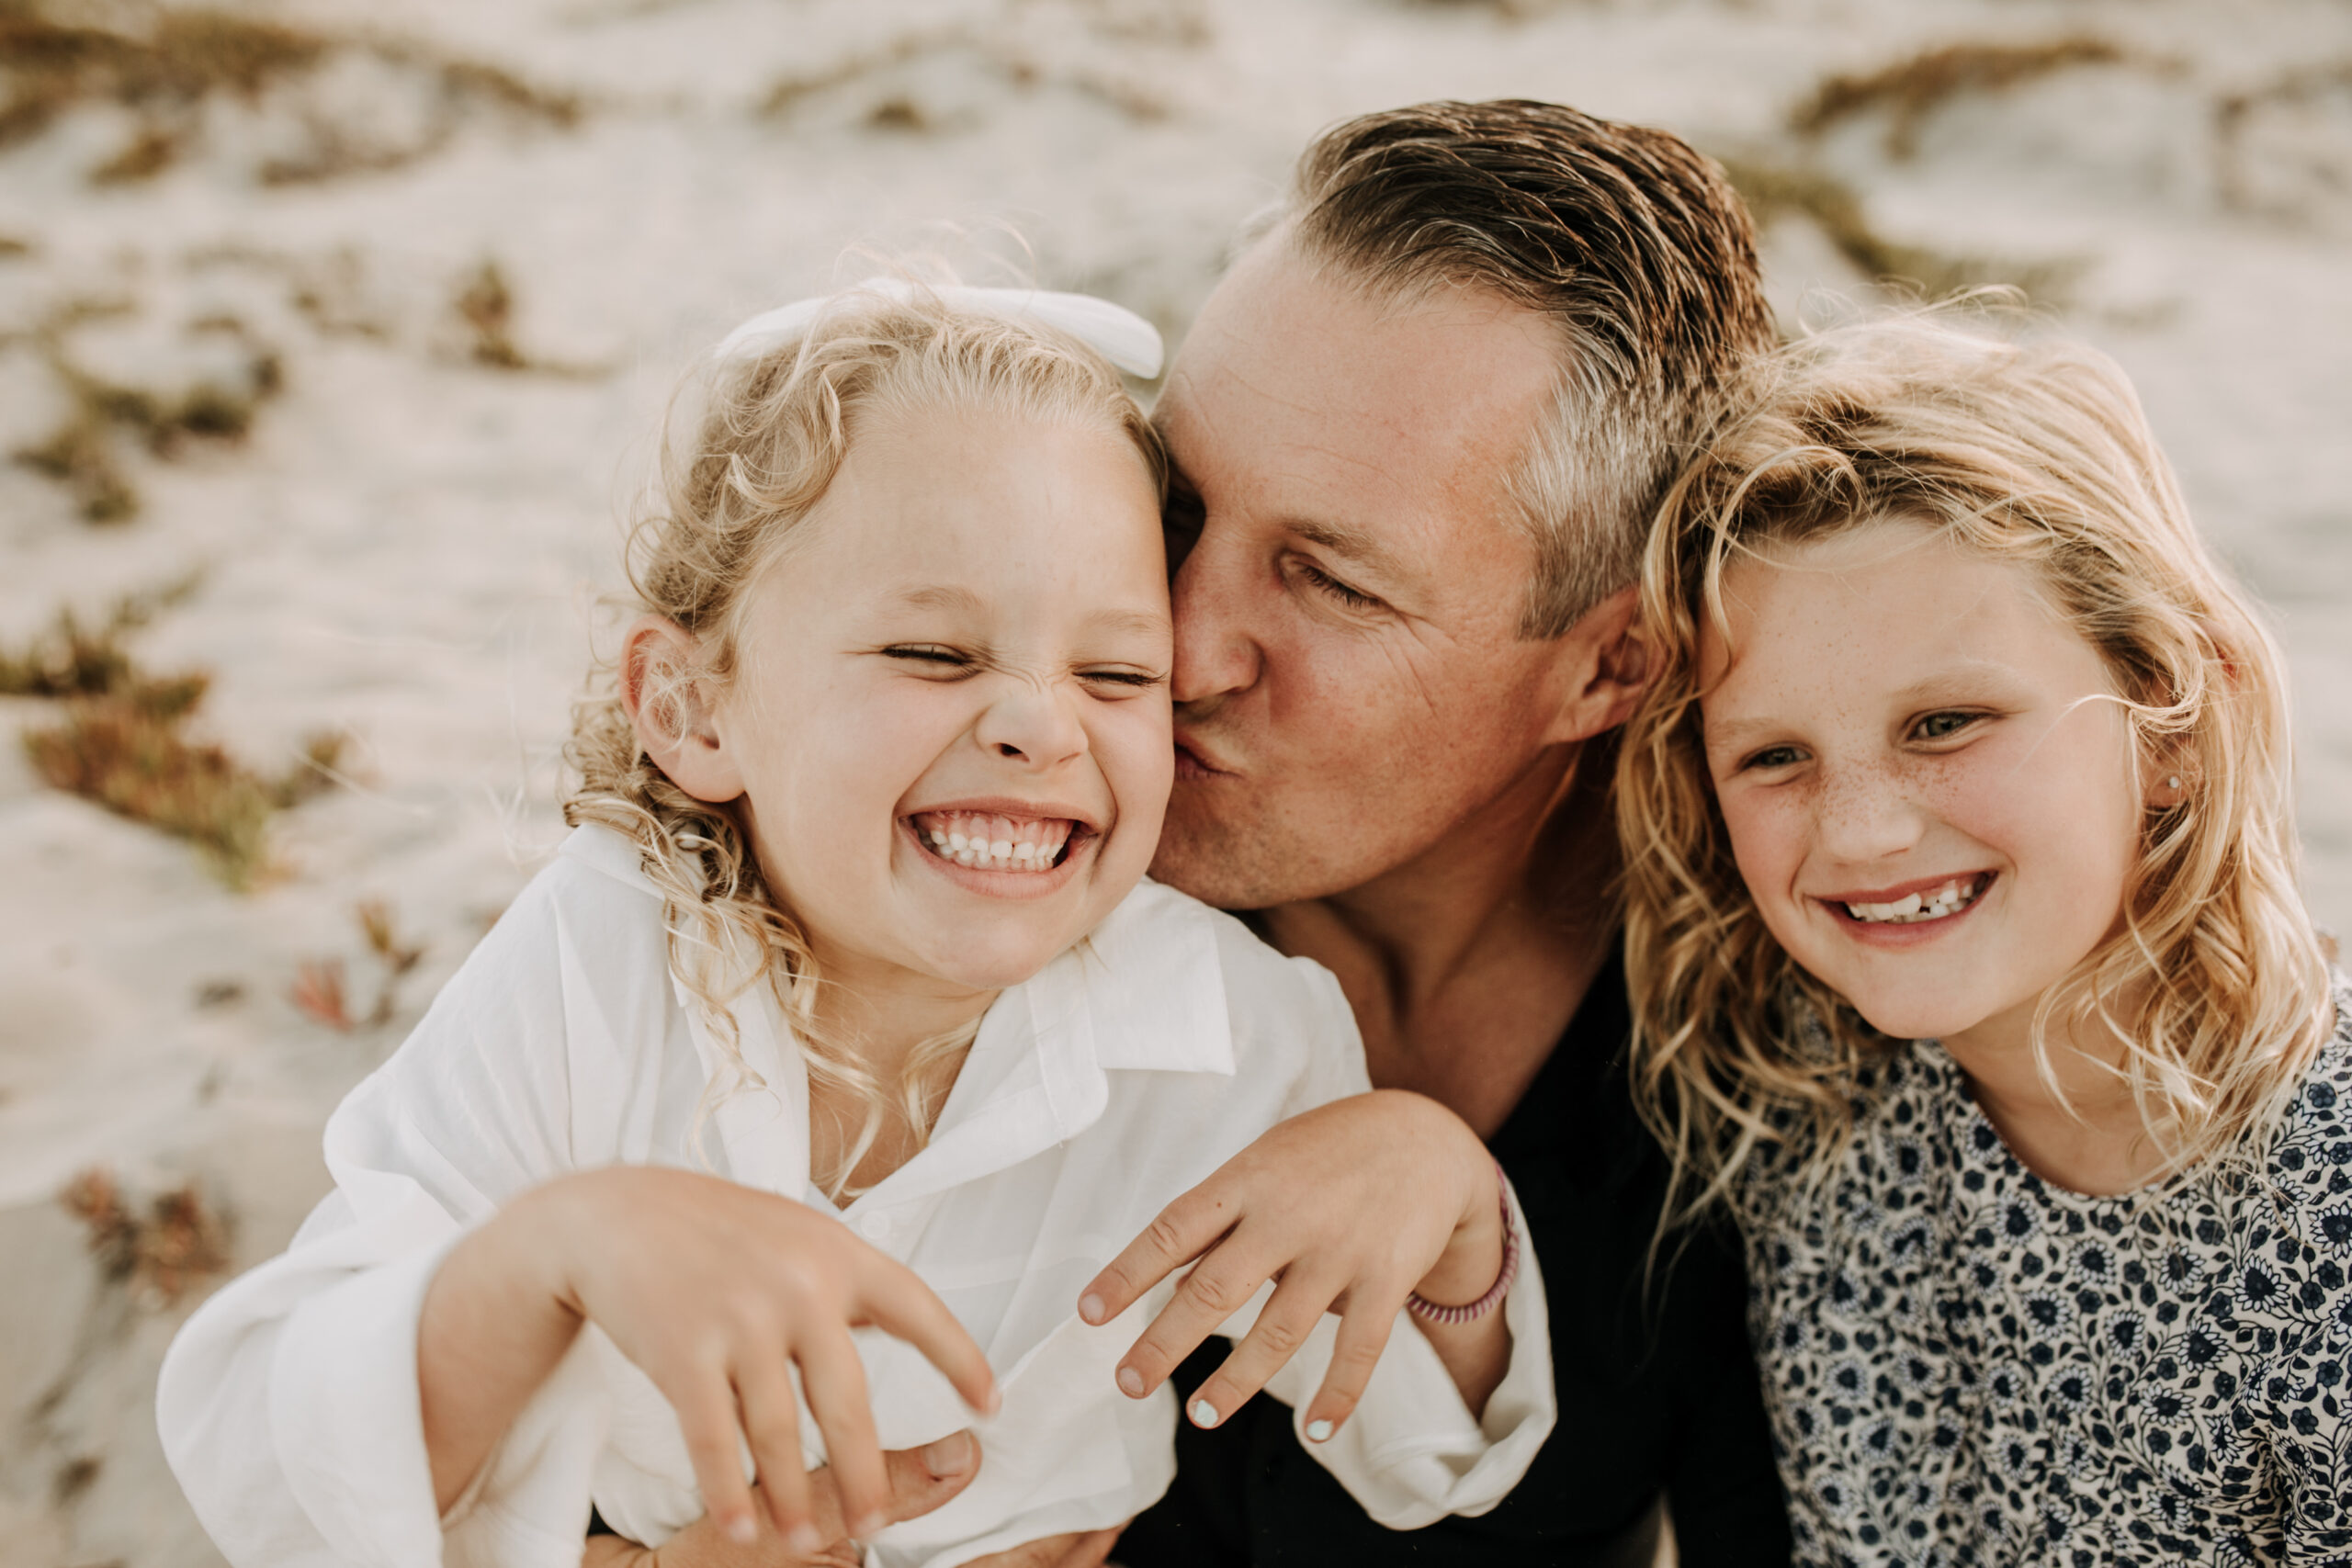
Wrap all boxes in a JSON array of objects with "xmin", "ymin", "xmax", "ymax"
[
  {"xmin": 730, "ymin": 1356, "xmax": 824, "ymax": 1554},
  {"xmin": 795, "ymin": 1329, "xmax": 889, "ymax": 1540},
  {"xmin": 1111, "ymin": 1233, "xmax": 1272, "ymax": 1401},
  {"xmin": 1179, "ymin": 1269, "xmax": 1346, "ymax": 1432},
  {"xmin": 673, "ymin": 1371, "xmax": 768, "ymax": 1548},
  {"xmin": 1080, "ymin": 1186, "xmax": 1233, "ymax": 1326},
  {"xmin": 1297, "ymin": 1288, "xmax": 1402, "ymax": 1440},
  {"xmin": 858, "ymin": 1258, "xmax": 1001, "ymax": 1416}
]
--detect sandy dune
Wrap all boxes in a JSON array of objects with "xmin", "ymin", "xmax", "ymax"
[{"xmin": 3, "ymin": 0, "xmax": 2349, "ymax": 1561}]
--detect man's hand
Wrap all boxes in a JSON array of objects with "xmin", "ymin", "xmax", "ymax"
[
  {"xmin": 580, "ymin": 1431, "xmax": 986, "ymax": 1568},
  {"xmin": 1077, "ymin": 1089, "xmax": 1504, "ymax": 1438}
]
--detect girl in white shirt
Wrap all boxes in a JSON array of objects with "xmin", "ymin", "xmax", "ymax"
[{"xmin": 157, "ymin": 282, "xmax": 1551, "ymax": 1568}]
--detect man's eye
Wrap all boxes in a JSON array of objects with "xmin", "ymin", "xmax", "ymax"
[
  {"xmin": 1913, "ymin": 711, "xmax": 1982, "ymax": 742},
  {"xmin": 1295, "ymin": 560, "xmax": 1379, "ymax": 611}
]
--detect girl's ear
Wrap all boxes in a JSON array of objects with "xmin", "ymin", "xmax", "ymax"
[
  {"xmin": 620, "ymin": 615, "xmax": 744, "ymax": 804},
  {"xmin": 1539, "ymin": 583, "xmax": 1656, "ymax": 748}
]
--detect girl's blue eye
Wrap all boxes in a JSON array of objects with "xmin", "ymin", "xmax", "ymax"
[
  {"xmin": 1914, "ymin": 711, "xmax": 1980, "ymax": 741},
  {"xmin": 1745, "ymin": 745, "xmax": 1804, "ymax": 772}
]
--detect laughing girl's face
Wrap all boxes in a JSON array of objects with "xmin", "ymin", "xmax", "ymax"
[
  {"xmin": 710, "ymin": 401, "xmax": 1171, "ymax": 1005},
  {"xmin": 1698, "ymin": 516, "xmax": 2144, "ymax": 1051}
]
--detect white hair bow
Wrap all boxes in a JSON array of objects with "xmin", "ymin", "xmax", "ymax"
[{"xmin": 715, "ymin": 278, "xmax": 1164, "ymax": 378}]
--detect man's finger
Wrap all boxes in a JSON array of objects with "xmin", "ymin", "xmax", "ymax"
[
  {"xmin": 1180, "ymin": 1269, "xmax": 1343, "ymax": 1431},
  {"xmin": 858, "ymin": 1256, "xmax": 1001, "ymax": 1416},
  {"xmin": 877, "ymin": 1430, "xmax": 982, "ymax": 1526},
  {"xmin": 1080, "ymin": 1186, "xmax": 1238, "ymax": 1325},
  {"xmin": 956, "ymin": 1527, "xmax": 1124, "ymax": 1568}
]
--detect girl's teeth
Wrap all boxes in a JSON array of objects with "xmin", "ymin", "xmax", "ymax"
[
  {"xmin": 910, "ymin": 810, "xmax": 1077, "ymax": 874},
  {"xmin": 1843, "ymin": 876, "xmax": 1984, "ymax": 925}
]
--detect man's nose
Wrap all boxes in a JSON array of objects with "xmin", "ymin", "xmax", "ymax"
[
  {"xmin": 1169, "ymin": 526, "xmax": 1263, "ymax": 708},
  {"xmin": 973, "ymin": 676, "xmax": 1089, "ymax": 769}
]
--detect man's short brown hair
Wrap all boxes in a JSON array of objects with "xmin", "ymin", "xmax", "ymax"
[{"xmin": 1285, "ymin": 99, "xmax": 1775, "ymax": 637}]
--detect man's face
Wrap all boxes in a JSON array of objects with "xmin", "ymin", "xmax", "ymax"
[{"xmin": 1149, "ymin": 238, "xmax": 1588, "ymax": 908}]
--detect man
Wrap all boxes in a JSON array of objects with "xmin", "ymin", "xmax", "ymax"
[
  {"xmin": 1106, "ymin": 97, "xmax": 1791, "ymax": 1565},
  {"xmin": 634, "ymin": 98, "xmax": 1792, "ymax": 1567}
]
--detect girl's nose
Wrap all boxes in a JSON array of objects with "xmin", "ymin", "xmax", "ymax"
[
  {"xmin": 974, "ymin": 676, "xmax": 1089, "ymax": 769},
  {"xmin": 1815, "ymin": 765, "xmax": 1928, "ymax": 865}
]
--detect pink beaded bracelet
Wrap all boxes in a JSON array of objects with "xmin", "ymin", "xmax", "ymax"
[{"xmin": 1405, "ymin": 1162, "xmax": 1520, "ymax": 1325}]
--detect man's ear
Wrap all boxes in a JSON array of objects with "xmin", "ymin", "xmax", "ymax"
[
  {"xmin": 619, "ymin": 615, "xmax": 744, "ymax": 804},
  {"xmin": 1540, "ymin": 583, "xmax": 1655, "ymax": 748}
]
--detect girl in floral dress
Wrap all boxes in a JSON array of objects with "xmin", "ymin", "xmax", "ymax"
[{"xmin": 1617, "ymin": 310, "xmax": 2350, "ymax": 1565}]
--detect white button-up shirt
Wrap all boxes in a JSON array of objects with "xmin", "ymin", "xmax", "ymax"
[{"xmin": 157, "ymin": 826, "xmax": 1555, "ymax": 1568}]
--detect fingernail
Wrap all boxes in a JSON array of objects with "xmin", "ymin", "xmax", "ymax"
[
  {"xmin": 1189, "ymin": 1398, "xmax": 1220, "ymax": 1428},
  {"xmin": 1079, "ymin": 1292, "xmax": 1106, "ymax": 1325},
  {"xmin": 788, "ymin": 1523, "xmax": 825, "ymax": 1555},
  {"xmin": 1117, "ymin": 1366, "xmax": 1146, "ymax": 1398},
  {"xmin": 923, "ymin": 1430, "xmax": 977, "ymax": 1478},
  {"xmin": 1305, "ymin": 1418, "xmax": 1334, "ymax": 1443},
  {"xmin": 727, "ymin": 1515, "xmax": 758, "ymax": 1545}
]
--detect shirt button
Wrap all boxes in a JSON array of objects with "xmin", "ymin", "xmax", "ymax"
[{"xmin": 857, "ymin": 1212, "xmax": 890, "ymax": 1241}]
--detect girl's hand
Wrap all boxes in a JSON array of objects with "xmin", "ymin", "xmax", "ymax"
[
  {"xmin": 1076, "ymin": 1089, "xmax": 1507, "ymax": 1437},
  {"xmin": 506, "ymin": 1168, "xmax": 997, "ymax": 1552}
]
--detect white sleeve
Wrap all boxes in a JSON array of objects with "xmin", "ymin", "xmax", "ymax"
[
  {"xmin": 1246, "ymin": 956, "xmax": 1559, "ymax": 1527},
  {"xmin": 154, "ymin": 852, "xmax": 674, "ymax": 1568}
]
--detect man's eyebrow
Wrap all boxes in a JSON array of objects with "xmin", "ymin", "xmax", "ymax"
[{"xmin": 1288, "ymin": 515, "xmax": 1407, "ymax": 581}]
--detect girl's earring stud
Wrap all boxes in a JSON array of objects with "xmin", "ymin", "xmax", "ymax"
[{"xmin": 2167, "ymin": 775, "xmax": 2182, "ymax": 792}]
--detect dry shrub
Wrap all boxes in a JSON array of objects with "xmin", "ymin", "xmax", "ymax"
[
  {"xmin": 12, "ymin": 314, "xmax": 284, "ymax": 523},
  {"xmin": 1716, "ymin": 153, "xmax": 2078, "ymax": 302},
  {"xmin": 447, "ymin": 259, "xmax": 602, "ymax": 376},
  {"xmin": 8, "ymin": 581, "xmax": 343, "ymax": 888},
  {"xmin": 0, "ymin": 0, "xmax": 578, "ymax": 186},
  {"xmin": 61, "ymin": 1168, "xmax": 231, "ymax": 1306},
  {"xmin": 1793, "ymin": 37, "xmax": 2133, "ymax": 158},
  {"xmin": 2213, "ymin": 60, "xmax": 2352, "ymax": 215},
  {"xmin": 293, "ymin": 899, "xmax": 425, "ymax": 1030},
  {"xmin": 758, "ymin": 28, "xmax": 1168, "ymax": 127}
]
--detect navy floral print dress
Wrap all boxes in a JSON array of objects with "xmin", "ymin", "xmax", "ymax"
[{"xmin": 1739, "ymin": 989, "xmax": 2352, "ymax": 1565}]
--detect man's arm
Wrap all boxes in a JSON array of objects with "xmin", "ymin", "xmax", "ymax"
[{"xmin": 1661, "ymin": 1221, "xmax": 1792, "ymax": 1568}]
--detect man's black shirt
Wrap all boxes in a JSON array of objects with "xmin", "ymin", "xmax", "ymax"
[{"xmin": 1116, "ymin": 952, "xmax": 1792, "ymax": 1567}]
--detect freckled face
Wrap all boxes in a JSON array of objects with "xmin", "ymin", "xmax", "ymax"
[
  {"xmin": 1699, "ymin": 518, "xmax": 2143, "ymax": 1045},
  {"xmin": 714, "ymin": 404, "xmax": 1172, "ymax": 998}
]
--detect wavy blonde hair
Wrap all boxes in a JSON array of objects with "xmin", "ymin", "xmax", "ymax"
[
  {"xmin": 565, "ymin": 284, "xmax": 1164, "ymax": 1197},
  {"xmin": 1619, "ymin": 306, "xmax": 2334, "ymax": 1221}
]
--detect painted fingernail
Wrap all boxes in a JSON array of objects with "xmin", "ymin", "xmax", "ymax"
[
  {"xmin": 727, "ymin": 1515, "xmax": 759, "ymax": 1545},
  {"xmin": 1117, "ymin": 1366, "xmax": 1146, "ymax": 1397},
  {"xmin": 788, "ymin": 1523, "xmax": 825, "ymax": 1555},
  {"xmin": 923, "ymin": 1430, "xmax": 977, "ymax": 1478},
  {"xmin": 1305, "ymin": 1418, "xmax": 1335, "ymax": 1443},
  {"xmin": 1189, "ymin": 1398, "xmax": 1220, "ymax": 1428},
  {"xmin": 1079, "ymin": 1292, "xmax": 1107, "ymax": 1324}
]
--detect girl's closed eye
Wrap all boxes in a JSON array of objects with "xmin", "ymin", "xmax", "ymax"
[
  {"xmin": 883, "ymin": 644, "xmax": 978, "ymax": 676},
  {"xmin": 1079, "ymin": 665, "xmax": 1167, "ymax": 694}
]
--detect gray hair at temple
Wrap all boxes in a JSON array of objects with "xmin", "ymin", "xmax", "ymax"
[{"xmin": 1280, "ymin": 99, "xmax": 1777, "ymax": 638}]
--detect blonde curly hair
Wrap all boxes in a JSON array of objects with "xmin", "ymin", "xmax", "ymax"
[
  {"xmin": 565, "ymin": 284, "xmax": 1165, "ymax": 1196},
  {"xmin": 1618, "ymin": 306, "xmax": 2334, "ymax": 1222}
]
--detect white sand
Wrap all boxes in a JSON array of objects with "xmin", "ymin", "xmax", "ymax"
[{"xmin": 3, "ymin": 0, "xmax": 2349, "ymax": 1560}]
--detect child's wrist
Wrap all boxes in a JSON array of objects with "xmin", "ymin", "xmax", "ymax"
[{"xmin": 1410, "ymin": 1160, "xmax": 1512, "ymax": 1314}]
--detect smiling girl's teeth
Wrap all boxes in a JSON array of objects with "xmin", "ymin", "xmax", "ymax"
[
  {"xmin": 1844, "ymin": 876, "xmax": 1984, "ymax": 924},
  {"xmin": 910, "ymin": 810, "xmax": 1078, "ymax": 874}
]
